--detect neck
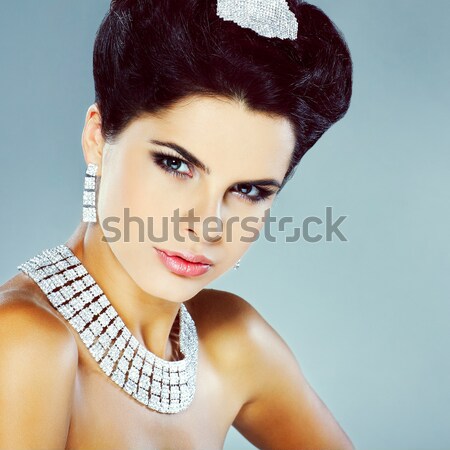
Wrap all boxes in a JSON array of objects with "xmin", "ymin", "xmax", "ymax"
[{"xmin": 64, "ymin": 221, "xmax": 181, "ymax": 361}]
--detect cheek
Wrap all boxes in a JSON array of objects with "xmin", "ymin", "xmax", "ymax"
[
  {"xmin": 99, "ymin": 154, "xmax": 176, "ymax": 220},
  {"xmin": 221, "ymin": 207, "xmax": 266, "ymax": 247},
  {"xmin": 98, "ymin": 171, "xmax": 194, "ymax": 251}
]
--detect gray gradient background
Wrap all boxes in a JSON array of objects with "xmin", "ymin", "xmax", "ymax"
[{"xmin": 1, "ymin": 1, "xmax": 449, "ymax": 449}]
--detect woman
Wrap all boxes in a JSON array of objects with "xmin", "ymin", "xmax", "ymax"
[{"xmin": 0, "ymin": 0, "xmax": 353, "ymax": 449}]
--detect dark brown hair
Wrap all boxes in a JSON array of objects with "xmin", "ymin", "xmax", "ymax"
[{"xmin": 93, "ymin": 0, "xmax": 353, "ymax": 189}]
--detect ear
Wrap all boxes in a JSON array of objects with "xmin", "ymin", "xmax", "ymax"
[{"xmin": 81, "ymin": 103, "xmax": 105, "ymax": 176}]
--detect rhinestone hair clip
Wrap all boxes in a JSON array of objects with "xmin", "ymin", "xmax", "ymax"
[{"xmin": 216, "ymin": 0, "xmax": 298, "ymax": 40}]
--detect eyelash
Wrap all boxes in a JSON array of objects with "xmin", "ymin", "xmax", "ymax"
[{"xmin": 151, "ymin": 151, "xmax": 276, "ymax": 204}]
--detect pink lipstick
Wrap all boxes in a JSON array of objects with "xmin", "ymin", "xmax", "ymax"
[{"xmin": 155, "ymin": 248, "xmax": 212, "ymax": 277}]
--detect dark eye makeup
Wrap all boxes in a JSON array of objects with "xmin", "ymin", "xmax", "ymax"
[{"xmin": 150, "ymin": 150, "xmax": 277, "ymax": 204}]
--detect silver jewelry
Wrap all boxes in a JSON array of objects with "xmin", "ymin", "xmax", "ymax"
[
  {"xmin": 216, "ymin": 0, "xmax": 298, "ymax": 40},
  {"xmin": 233, "ymin": 259, "xmax": 240, "ymax": 270},
  {"xmin": 17, "ymin": 244, "xmax": 198, "ymax": 414},
  {"xmin": 82, "ymin": 163, "xmax": 98, "ymax": 223}
]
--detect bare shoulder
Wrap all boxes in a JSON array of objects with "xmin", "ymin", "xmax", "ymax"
[
  {"xmin": 0, "ymin": 272, "xmax": 77, "ymax": 345},
  {"xmin": 187, "ymin": 288, "xmax": 355, "ymax": 450},
  {"xmin": 187, "ymin": 286, "xmax": 286, "ymax": 346},
  {"xmin": 0, "ymin": 272, "xmax": 78, "ymax": 376},
  {"xmin": 186, "ymin": 288, "xmax": 263, "ymax": 361},
  {"xmin": 0, "ymin": 274, "xmax": 78, "ymax": 448},
  {"xmin": 186, "ymin": 287, "xmax": 292, "ymax": 387},
  {"xmin": 187, "ymin": 287, "xmax": 257, "ymax": 327}
]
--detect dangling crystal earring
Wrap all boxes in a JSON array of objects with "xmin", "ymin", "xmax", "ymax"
[
  {"xmin": 233, "ymin": 259, "xmax": 241, "ymax": 270},
  {"xmin": 82, "ymin": 163, "xmax": 98, "ymax": 223}
]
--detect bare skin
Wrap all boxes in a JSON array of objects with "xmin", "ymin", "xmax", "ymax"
[{"xmin": 0, "ymin": 95, "xmax": 354, "ymax": 450}]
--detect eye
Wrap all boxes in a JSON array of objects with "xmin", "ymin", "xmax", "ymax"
[
  {"xmin": 232, "ymin": 183, "xmax": 275, "ymax": 204},
  {"xmin": 151, "ymin": 151, "xmax": 192, "ymax": 178}
]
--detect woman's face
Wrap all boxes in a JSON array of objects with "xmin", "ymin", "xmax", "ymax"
[{"xmin": 89, "ymin": 95, "xmax": 295, "ymax": 302}]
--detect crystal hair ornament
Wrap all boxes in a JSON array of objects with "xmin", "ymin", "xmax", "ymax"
[
  {"xmin": 17, "ymin": 244, "xmax": 199, "ymax": 414},
  {"xmin": 216, "ymin": 0, "xmax": 298, "ymax": 40}
]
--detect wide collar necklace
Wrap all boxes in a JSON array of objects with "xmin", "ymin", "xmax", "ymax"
[{"xmin": 17, "ymin": 243, "xmax": 198, "ymax": 414}]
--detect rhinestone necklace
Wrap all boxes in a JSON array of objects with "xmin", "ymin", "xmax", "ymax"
[{"xmin": 17, "ymin": 244, "xmax": 198, "ymax": 414}]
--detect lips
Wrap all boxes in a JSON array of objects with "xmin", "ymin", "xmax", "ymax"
[
  {"xmin": 156, "ymin": 248, "xmax": 213, "ymax": 265},
  {"xmin": 154, "ymin": 248, "xmax": 213, "ymax": 277}
]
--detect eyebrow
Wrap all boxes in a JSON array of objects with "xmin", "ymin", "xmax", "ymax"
[{"xmin": 149, "ymin": 139, "xmax": 282, "ymax": 190}]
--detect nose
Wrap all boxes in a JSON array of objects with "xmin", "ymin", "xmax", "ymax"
[{"xmin": 183, "ymin": 195, "xmax": 224, "ymax": 244}]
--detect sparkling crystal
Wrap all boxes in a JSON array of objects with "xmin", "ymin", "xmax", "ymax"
[
  {"xmin": 75, "ymin": 265, "xmax": 87, "ymax": 277},
  {"xmin": 98, "ymin": 332, "xmax": 112, "ymax": 349},
  {"xmin": 59, "ymin": 304, "xmax": 75, "ymax": 320},
  {"xmin": 65, "ymin": 269, "xmax": 77, "ymax": 281},
  {"xmin": 80, "ymin": 289, "xmax": 94, "ymax": 304},
  {"xmin": 98, "ymin": 294, "xmax": 109, "ymax": 308},
  {"xmin": 56, "ymin": 260, "xmax": 69, "ymax": 271},
  {"xmin": 72, "ymin": 280, "xmax": 86, "ymax": 293},
  {"xmin": 128, "ymin": 367, "xmax": 140, "ymax": 383},
  {"xmin": 41, "ymin": 278, "xmax": 56, "ymax": 294},
  {"xmin": 118, "ymin": 358, "xmax": 130, "ymax": 373},
  {"xmin": 115, "ymin": 335, "xmax": 127, "ymax": 350},
  {"xmin": 100, "ymin": 356, "xmax": 115, "ymax": 376},
  {"xmin": 106, "ymin": 324, "xmax": 119, "ymax": 339},
  {"xmin": 132, "ymin": 354, "xmax": 143, "ymax": 370},
  {"xmin": 48, "ymin": 291, "xmax": 65, "ymax": 307},
  {"xmin": 83, "ymin": 207, "xmax": 96, "ymax": 223},
  {"xmin": 89, "ymin": 302, "xmax": 103, "ymax": 316},
  {"xmin": 69, "ymin": 297, "xmax": 84, "ymax": 312},
  {"xmin": 99, "ymin": 312, "xmax": 111, "ymax": 327},
  {"xmin": 114, "ymin": 316, "xmax": 125, "ymax": 329},
  {"xmin": 149, "ymin": 394, "xmax": 160, "ymax": 409},
  {"xmin": 82, "ymin": 274, "xmax": 96, "ymax": 288},
  {"xmin": 69, "ymin": 314, "xmax": 86, "ymax": 332},
  {"xmin": 79, "ymin": 308, "xmax": 94, "ymax": 323},
  {"xmin": 111, "ymin": 369, "xmax": 126, "ymax": 387},
  {"xmin": 86, "ymin": 163, "xmax": 98, "ymax": 177},
  {"xmin": 124, "ymin": 379, "xmax": 137, "ymax": 395},
  {"xmin": 162, "ymin": 371, "xmax": 170, "ymax": 383},
  {"xmin": 160, "ymin": 402, "xmax": 170, "ymax": 413},
  {"xmin": 179, "ymin": 371, "xmax": 187, "ymax": 384},
  {"xmin": 60, "ymin": 285, "xmax": 75, "ymax": 300},
  {"xmin": 89, "ymin": 320, "xmax": 103, "ymax": 337},
  {"xmin": 34, "ymin": 269, "xmax": 47, "ymax": 281},
  {"xmin": 151, "ymin": 380, "xmax": 161, "ymax": 395},
  {"xmin": 135, "ymin": 389, "xmax": 149, "ymax": 404},
  {"xmin": 170, "ymin": 385, "xmax": 180, "ymax": 399},
  {"xmin": 142, "ymin": 361, "xmax": 153, "ymax": 377},
  {"xmin": 90, "ymin": 342, "xmax": 106, "ymax": 362},
  {"xmin": 139, "ymin": 375, "xmax": 150, "ymax": 390},
  {"xmin": 83, "ymin": 191, "xmax": 95, "ymax": 206},
  {"xmin": 105, "ymin": 306, "xmax": 117, "ymax": 320},
  {"xmin": 66, "ymin": 256, "xmax": 79, "ymax": 266},
  {"xmin": 51, "ymin": 274, "xmax": 66, "ymax": 288},
  {"xmin": 121, "ymin": 328, "xmax": 131, "ymax": 341},
  {"xmin": 129, "ymin": 336, "xmax": 139, "ymax": 350},
  {"xmin": 44, "ymin": 265, "xmax": 57, "ymax": 276},
  {"xmin": 161, "ymin": 384, "xmax": 170, "ymax": 399},
  {"xmin": 137, "ymin": 346, "xmax": 146, "ymax": 359},
  {"xmin": 84, "ymin": 177, "xmax": 95, "ymax": 190},
  {"xmin": 153, "ymin": 367, "xmax": 162, "ymax": 381},
  {"xmin": 123, "ymin": 345, "xmax": 135, "ymax": 361},
  {"xmin": 80, "ymin": 328, "xmax": 96, "ymax": 347},
  {"xmin": 216, "ymin": 0, "xmax": 298, "ymax": 40},
  {"xmin": 107, "ymin": 344, "xmax": 121, "ymax": 361},
  {"xmin": 144, "ymin": 353, "xmax": 155, "ymax": 366}
]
